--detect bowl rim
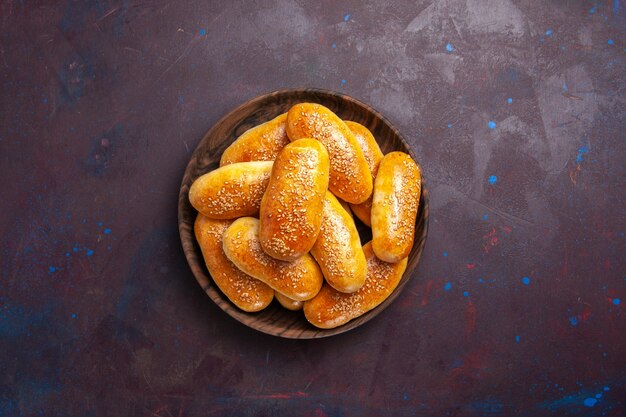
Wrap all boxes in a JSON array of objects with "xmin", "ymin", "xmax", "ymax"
[{"xmin": 178, "ymin": 87, "xmax": 429, "ymax": 339}]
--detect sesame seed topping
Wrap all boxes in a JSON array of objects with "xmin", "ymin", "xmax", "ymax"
[{"xmin": 287, "ymin": 104, "xmax": 371, "ymax": 203}]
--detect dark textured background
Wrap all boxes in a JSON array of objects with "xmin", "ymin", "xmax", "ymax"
[{"xmin": 1, "ymin": 1, "xmax": 624, "ymax": 416}]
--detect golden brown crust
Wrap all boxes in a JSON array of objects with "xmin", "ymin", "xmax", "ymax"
[
  {"xmin": 335, "ymin": 196, "xmax": 354, "ymax": 219},
  {"xmin": 286, "ymin": 103, "xmax": 373, "ymax": 204},
  {"xmin": 194, "ymin": 215, "xmax": 274, "ymax": 312},
  {"xmin": 222, "ymin": 217, "xmax": 323, "ymax": 301},
  {"xmin": 344, "ymin": 121, "xmax": 384, "ymax": 174},
  {"xmin": 258, "ymin": 138, "xmax": 330, "ymax": 261},
  {"xmin": 189, "ymin": 161, "xmax": 273, "ymax": 219},
  {"xmin": 345, "ymin": 121, "xmax": 384, "ymax": 227},
  {"xmin": 311, "ymin": 191, "xmax": 366, "ymax": 293},
  {"xmin": 274, "ymin": 292, "xmax": 303, "ymax": 311},
  {"xmin": 371, "ymin": 152, "xmax": 421, "ymax": 263},
  {"xmin": 220, "ymin": 113, "xmax": 290, "ymax": 166},
  {"xmin": 303, "ymin": 242, "xmax": 408, "ymax": 329}
]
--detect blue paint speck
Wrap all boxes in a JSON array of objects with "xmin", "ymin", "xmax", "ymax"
[
  {"xmin": 447, "ymin": 123, "xmax": 452, "ymax": 128},
  {"xmin": 589, "ymin": 6, "xmax": 596, "ymax": 14},
  {"xmin": 445, "ymin": 43, "xmax": 454, "ymax": 52},
  {"xmin": 403, "ymin": 393, "xmax": 408, "ymax": 400},
  {"xmin": 569, "ymin": 316, "xmax": 578, "ymax": 326},
  {"xmin": 71, "ymin": 313, "xmax": 77, "ymax": 319},
  {"xmin": 612, "ymin": 298, "xmax": 620, "ymax": 305},
  {"xmin": 332, "ymin": 43, "xmax": 336, "ymax": 49},
  {"xmin": 483, "ymin": 214, "xmax": 489, "ymax": 220},
  {"xmin": 507, "ymin": 97, "xmax": 513, "ymax": 104},
  {"xmin": 479, "ymin": 278, "xmax": 484, "ymax": 283},
  {"xmin": 98, "ymin": 222, "xmax": 103, "ymax": 227},
  {"xmin": 522, "ymin": 277, "xmax": 530, "ymax": 285},
  {"xmin": 608, "ymin": 39, "xmax": 614, "ymax": 45},
  {"xmin": 178, "ymin": 95, "xmax": 184, "ymax": 104},
  {"xmin": 199, "ymin": 29, "xmax": 206, "ymax": 36},
  {"xmin": 444, "ymin": 282, "xmax": 452, "ymax": 291},
  {"xmin": 463, "ymin": 291, "xmax": 469, "ymax": 297},
  {"xmin": 595, "ymin": 393, "xmax": 602, "ymax": 399},
  {"xmin": 86, "ymin": 249, "xmax": 94, "ymax": 257},
  {"xmin": 576, "ymin": 144, "xmax": 589, "ymax": 163},
  {"xmin": 48, "ymin": 266, "xmax": 57, "ymax": 273},
  {"xmin": 451, "ymin": 358, "xmax": 464, "ymax": 368},
  {"xmin": 562, "ymin": 83, "xmax": 568, "ymax": 92},
  {"xmin": 545, "ymin": 29, "xmax": 553, "ymax": 36},
  {"xmin": 488, "ymin": 175, "xmax": 497, "ymax": 185},
  {"xmin": 488, "ymin": 120, "xmax": 497, "ymax": 129},
  {"xmin": 603, "ymin": 386, "xmax": 610, "ymax": 391},
  {"xmin": 42, "ymin": 97, "xmax": 48, "ymax": 104},
  {"xmin": 343, "ymin": 13, "xmax": 350, "ymax": 22},
  {"xmin": 341, "ymin": 79, "xmax": 346, "ymax": 84},
  {"xmin": 104, "ymin": 228, "xmax": 111, "ymax": 234},
  {"xmin": 65, "ymin": 252, "xmax": 70, "ymax": 257},
  {"xmin": 583, "ymin": 398, "xmax": 597, "ymax": 407},
  {"xmin": 515, "ymin": 335, "xmax": 520, "ymax": 343},
  {"xmin": 614, "ymin": 0, "xmax": 620, "ymax": 13},
  {"xmin": 443, "ymin": 251, "xmax": 448, "ymax": 257}
]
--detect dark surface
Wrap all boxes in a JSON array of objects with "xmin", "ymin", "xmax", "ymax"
[{"xmin": 1, "ymin": 1, "xmax": 624, "ymax": 416}]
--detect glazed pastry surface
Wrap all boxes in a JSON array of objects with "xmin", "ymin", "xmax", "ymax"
[
  {"xmin": 304, "ymin": 242, "xmax": 408, "ymax": 329},
  {"xmin": 220, "ymin": 113, "xmax": 290, "ymax": 166},
  {"xmin": 286, "ymin": 103, "xmax": 372, "ymax": 204},
  {"xmin": 189, "ymin": 161, "xmax": 273, "ymax": 219},
  {"xmin": 259, "ymin": 138, "xmax": 330, "ymax": 261},
  {"xmin": 194, "ymin": 215, "xmax": 274, "ymax": 312},
  {"xmin": 371, "ymin": 152, "xmax": 421, "ymax": 263},
  {"xmin": 223, "ymin": 217, "xmax": 323, "ymax": 301}
]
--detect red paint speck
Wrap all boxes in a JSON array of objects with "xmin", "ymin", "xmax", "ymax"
[
  {"xmin": 421, "ymin": 280, "xmax": 435, "ymax": 306},
  {"xmin": 560, "ymin": 242, "xmax": 569, "ymax": 279},
  {"xmin": 482, "ymin": 227, "xmax": 499, "ymax": 253},
  {"xmin": 449, "ymin": 347, "xmax": 490, "ymax": 383},
  {"xmin": 249, "ymin": 392, "xmax": 309, "ymax": 399},
  {"xmin": 607, "ymin": 297, "xmax": 621, "ymax": 306},
  {"xmin": 465, "ymin": 300, "xmax": 477, "ymax": 335},
  {"xmin": 304, "ymin": 408, "xmax": 328, "ymax": 417},
  {"xmin": 568, "ymin": 302, "xmax": 593, "ymax": 325},
  {"xmin": 466, "ymin": 263, "xmax": 475, "ymax": 269},
  {"xmin": 579, "ymin": 304, "xmax": 592, "ymax": 322}
]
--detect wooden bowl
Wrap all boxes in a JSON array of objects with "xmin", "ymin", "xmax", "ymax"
[{"xmin": 178, "ymin": 89, "xmax": 429, "ymax": 339}]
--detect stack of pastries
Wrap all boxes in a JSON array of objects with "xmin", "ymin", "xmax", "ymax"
[{"xmin": 190, "ymin": 103, "xmax": 422, "ymax": 329}]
